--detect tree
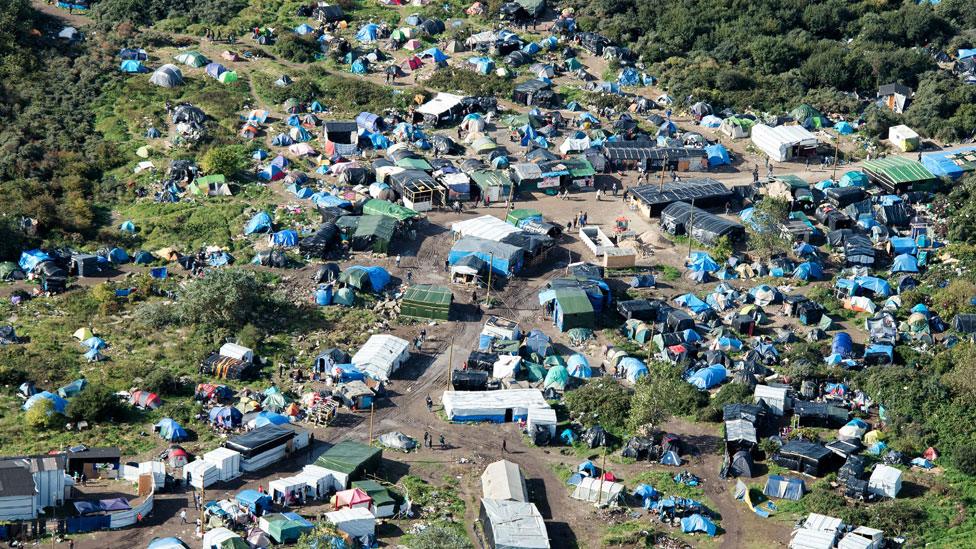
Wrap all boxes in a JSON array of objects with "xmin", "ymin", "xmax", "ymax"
[
  {"xmin": 200, "ymin": 145, "xmax": 250, "ymax": 177},
  {"xmin": 176, "ymin": 268, "xmax": 270, "ymax": 330},
  {"xmin": 564, "ymin": 379, "xmax": 633, "ymax": 432},
  {"xmin": 66, "ymin": 385, "xmax": 123, "ymax": 423},
  {"xmin": 629, "ymin": 362, "xmax": 706, "ymax": 431},
  {"xmin": 274, "ymin": 34, "xmax": 320, "ymax": 63},
  {"xmin": 26, "ymin": 398, "xmax": 60, "ymax": 431},
  {"xmin": 747, "ymin": 197, "xmax": 791, "ymax": 258},
  {"xmin": 405, "ymin": 525, "xmax": 473, "ymax": 549},
  {"xmin": 952, "ymin": 445, "xmax": 976, "ymax": 476}
]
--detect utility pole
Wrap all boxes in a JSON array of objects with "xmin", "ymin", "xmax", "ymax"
[
  {"xmin": 832, "ymin": 137, "xmax": 840, "ymax": 180},
  {"xmin": 446, "ymin": 331, "xmax": 455, "ymax": 391},
  {"xmin": 658, "ymin": 152, "xmax": 668, "ymax": 191},
  {"xmin": 484, "ymin": 252, "xmax": 494, "ymax": 308},
  {"xmin": 596, "ymin": 449, "xmax": 608, "ymax": 507},
  {"xmin": 687, "ymin": 197, "xmax": 696, "ymax": 259},
  {"xmin": 200, "ymin": 484, "xmax": 206, "ymax": 535},
  {"xmin": 368, "ymin": 402, "xmax": 375, "ymax": 444}
]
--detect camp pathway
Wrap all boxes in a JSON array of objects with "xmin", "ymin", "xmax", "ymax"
[{"xmin": 31, "ymin": 0, "xmax": 93, "ymax": 28}]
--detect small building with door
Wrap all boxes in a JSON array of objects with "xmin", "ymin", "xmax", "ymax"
[{"xmin": 0, "ymin": 465, "xmax": 38, "ymax": 521}]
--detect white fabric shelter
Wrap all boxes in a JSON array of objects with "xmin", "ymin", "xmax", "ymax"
[
  {"xmin": 443, "ymin": 389, "xmax": 550, "ymax": 422},
  {"xmin": 481, "ymin": 460, "xmax": 528, "ymax": 502},
  {"xmin": 868, "ymin": 464, "xmax": 902, "ymax": 498},
  {"xmin": 527, "ymin": 407, "xmax": 557, "ymax": 440},
  {"xmin": 220, "ymin": 343, "xmax": 254, "ymax": 363},
  {"xmin": 451, "ymin": 215, "xmax": 522, "ymax": 242},
  {"xmin": 351, "ymin": 334, "xmax": 410, "ymax": 381},
  {"xmin": 751, "ymin": 124, "xmax": 818, "ymax": 162},
  {"xmin": 416, "ymin": 93, "xmax": 464, "ymax": 117},
  {"xmin": 203, "ymin": 448, "xmax": 242, "ymax": 482},
  {"xmin": 570, "ymin": 477, "xmax": 624, "ymax": 505},
  {"xmin": 492, "ymin": 355, "xmax": 522, "ymax": 379},
  {"xmin": 325, "ymin": 507, "xmax": 376, "ymax": 538},
  {"xmin": 480, "ymin": 498, "xmax": 550, "ymax": 549},
  {"xmin": 203, "ymin": 527, "xmax": 244, "ymax": 549}
]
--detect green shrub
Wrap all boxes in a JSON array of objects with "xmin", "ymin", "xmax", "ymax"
[
  {"xmin": 564, "ymin": 378, "xmax": 633, "ymax": 433},
  {"xmin": 952, "ymin": 445, "xmax": 976, "ymax": 476},
  {"xmin": 66, "ymin": 385, "xmax": 124, "ymax": 423},
  {"xmin": 274, "ymin": 34, "xmax": 320, "ymax": 64},
  {"xmin": 427, "ymin": 69, "xmax": 514, "ymax": 97},
  {"xmin": 200, "ymin": 144, "xmax": 250, "ymax": 177},
  {"xmin": 25, "ymin": 399, "xmax": 61, "ymax": 431}
]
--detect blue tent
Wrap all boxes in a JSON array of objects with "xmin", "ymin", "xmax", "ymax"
[
  {"xmin": 890, "ymin": 237, "xmax": 918, "ymax": 256},
  {"xmin": 236, "ymin": 490, "xmax": 272, "ymax": 514},
  {"xmin": 420, "ymin": 48, "xmax": 449, "ymax": 63},
  {"xmin": 120, "ymin": 220, "xmax": 136, "ymax": 233},
  {"xmin": 369, "ymin": 133, "xmax": 390, "ymax": 149},
  {"xmin": 253, "ymin": 149, "xmax": 268, "ymax": 160},
  {"xmin": 290, "ymin": 126, "xmax": 313, "ymax": 142},
  {"xmin": 295, "ymin": 24, "xmax": 315, "ymax": 35},
  {"xmin": 315, "ymin": 286, "xmax": 333, "ymax": 306},
  {"xmin": 109, "ymin": 247, "xmax": 130, "ymax": 263},
  {"xmin": 311, "ymin": 193, "xmax": 352, "ymax": 209},
  {"xmin": 271, "ymin": 133, "xmax": 294, "ymax": 146},
  {"xmin": 334, "ymin": 364, "xmax": 366, "ymax": 383},
  {"xmin": 345, "ymin": 265, "xmax": 391, "ymax": 292},
  {"xmin": 23, "ymin": 391, "xmax": 67, "ymax": 414},
  {"xmin": 681, "ymin": 514, "xmax": 717, "ymax": 536},
  {"xmin": 838, "ymin": 171, "xmax": 868, "ymax": 187},
  {"xmin": 892, "ymin": 254, "xmax": 919, "ymax": 273},
  {"xmin": 286, "ymin": 114, "xmax": 302, "ymax": 127},
  {"xmin": 567, "ymin": 353, "xmax": 591, "ymax": 378},
  {"xmin": 83, "ymin": 336, "xmax": 107, "ymax": 350},
  {"xmin": 560, "ymin": 429, "xmax": 576, "ymax": 445},
  {"xmin": 272, "ymin": 230, "xmax": 299, "ymax": 247},
  {"xmin": 521, "ymin": 42, "xmax": 541, "ymax": 55},
  {"xmin": 687, "ymin": 365, "xmax": 727, "ymax": 390},
  {"xmin": 793, "ymin": 242, "xmax": 817, "ymax": 258},
  {"xmin": 699, "ymin": 115, "xmax": 722, "ymax": 128},
  {"xmin": 292, "ymin": 185, "xmax": 314, "ymax": 199},
  {"xmin": 133, "ymin": 251, "xmax": 155, "ymax": 264},
  {"xmin": 468, "ymin": 56, "xmax": 494, "ymax": 74},
  {"xmin": 661, "ymin": 450, "xmax": 681, "ymax": 466},
  {"xmin": 851, "ymin": 276, "xmax": 892, "ymax": 297},
  {"xmin": 619, "ymin": 357, "xmax": 648, "ymax": 382},
  {"xmin": 309, "ymin": 101, "xmax": 324, "ymax": 112},
  {"xmin": 155, "ymin": 418, "xmax": 189, "ymax": 442},
  {"xmin": 865, "ymin": 343, "xmax": 893, "ymax": 363},
  {"xmin": 120, "ymin": 59, "xmax": 145, "ymax": 73},
  {"xmin": 147, "ymin": 537, "xmax": 189, "ymax": 549},
  {"xmin": 524, "ymin": 330, "xmax": 552, "ymax": 358},
  {"xmin": 831, "ymin": 332, "xmax": 853, "ymax": 357},
  {"xmin": 84, "ymin": 348, "xmax": 105, "ymax": 361},
  {"xmin": 675, "ymin": 293, "xmax": 710, "ymax": 314},
  {"xmin": 764, "ymin": 475, "xmax": 805, "ymax": 501},
  {"xmin": 253, "ymin": 411, "xmax": 290, "ymax": 428},
  {"xmin": 705, "ymin": 144, "xmax": 730, "ymax": 167},
  {"xmin": 834, "ymin": 121, "xmax": 854, "ymax": 135},
  {"xmin": 792, "ymin": 262, "xmax": 823, "ymax": 281},
  {"xmin": 630, "ymin": 274, "xmax": 655, "ymax": 288},
  {"xmin": 688, "ymin": 253, "xmax": 719, "ymax": 273},
  {"xmin": 959, "ymin": 48, "xmax": 976, "ymax": 60},
  {"xmin": 350, "ymin": 59, "xmax": 367, "ymax": 74},
  {"xmin": 617, "ymin": 67, "xmax": 639, "ymax": 86},
  {"xmin": 356, "ymin": 24, "xmax": 379, "ymax": 42},
  {"xmin": 578, "ymin": 460, "xmax": 598, "ymax": 476},
  {"xmin": 209, "ymin": 406, "xmax": 243, "ymax": 428},
  {"xmin": 146, "ymin": 127, "xmax": 161, "ymax": 138},
  {"xmin": 633, "ymin": 484, "xmax": 658, "ymax": 509},
  {"xmin": 244, "ymin": 212, "xmax": 273, "ymax": 235}
]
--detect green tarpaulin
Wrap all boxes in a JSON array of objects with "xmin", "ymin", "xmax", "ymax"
[
  {"xmin": 863, "ymin": 156, "xmax": 936, "ymax": 190},
  {"xmin": 353, "ymin": 214, "xmax": 397, "ymax": 254},
  {"xmin": 315, "ymin": 440, "xmax": 382, "ymax": 477},
  {"xmin": 401, "ymin": 284, "xmax": 453, "ymax": 321},
  {"xmin": 362, "ymin": 199, "xmax": 419, "ymax": 222}
]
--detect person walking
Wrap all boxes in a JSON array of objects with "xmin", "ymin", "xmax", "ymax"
[
  {"xmin": 180, "ymin": 510, "xmax": 188, "ymax": 524},
  {"xmin": 613, "ymin": 182, "xmax": 619, "ymax": 196},
  {"xmin": 439, "ymin": 434, "xmax": 446, "ymax": 449},
  {"xmin": 424, "ymin": 431, "xmax": 431, "ymax": 448},
  {"xmin": 502, "ymin": 439, "xmax": 508, "ymax": 453},
  {"xmin": 426, "ymin": 394, "xmax": 433, "ymax": 412},
  {"xmin": 395, "ymin": 254, "xmax": 401, "ymax": 268},
  {"xmin": 444, "ymin": 258, "xmax": 449, "ymax": 272},
  {"xmin": 406, "ymin": 271, "xmax": 413, "ymax": 283}
]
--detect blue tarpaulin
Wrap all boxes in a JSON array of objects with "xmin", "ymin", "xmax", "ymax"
[
  {"xmin": 244, "ymin": 212, "xmax": 273, "ymax": 235},
  {"xmin": 272, "ymin": 230, "xmax": 298, "ymax": 247},
  {"xmin": 23, "ymin": 391, "xmax": 67, "ymax": 413},
  {"xmin": 687, "ymin": 364, "xmax": 727, "ymax": 390},
  {"xmin": 567, "ymin": 353, "xmax": 591, "ymax": 378},
  {"xmin": 892, "ymin": 254, "xmax": 919, "ymax": 273},
  {"xmin": 345, "ymin": 265, "xmax": 391, "ymax": 292},
  {"xmin": 831, "ymin": 332, "xmax": 853, "ymax": 357},
  {"xmin": 19, "ymin": 249, "xmax": 52, "ymax": 272},
  {"xmin": 356, "ymin": 24, "xmax": 379, "ymax": 42},
  {"xmin": 705, "ymin": 144, "xmax": 730, "ymax": 166},
  {"xmin": 675, "ymin": 293, "xmax": 710, "ymax": 314},
  {"xmin": 681, "ymin": 514, "xmax": 717, "ymax": 536}
]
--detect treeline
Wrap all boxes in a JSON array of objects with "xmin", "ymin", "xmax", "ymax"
[
  {"xmin": 567, "ymin": 0, "xmax": 976, "ymax": 140},
  {"xmin": 90, "ymin": 0, "xmax": 248, "ymax": 28}
]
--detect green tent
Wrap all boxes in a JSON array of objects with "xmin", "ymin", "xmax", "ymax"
[
  {"xmin": 565, "ymin": 57, "xmax": 583, "ymax": 71},
  {"xmin": 469, "ymin": 170, "xmax": 513, "ymax": 197},
  {"xmin": 520, "ymin": 361, "xmax": 547, "ymax": 382},
  {"xmin": 264, "ymin": 514, "xmax": 310, "ymax": 544},
  {"xmin": 174, "ymin": 51, "xmax": 208, "ymax": 68},
  {"xmin": 218, "ymin": 71, "xmax": 239, "ymax": 84},
  {"xmin": 789, "ymin": 104, "xmax": 829, "ymax": 129},
  {"xmin": 401, "ymin": 284, "xmax": 453, "ymax": 321},
  {"xmin": 543, "ymin": 354, "xmax": 566, "ymax": 368},
  {"xmin": 196, "ymin": 174, "xmax": 226, "ymax": 186},
  {"xmin": 471, "ymin": 135, "xmax": 500, "ymax": 154},
  {"xmin": 351, "ymin": 480, "xmax": 398, "ymax": 514},
  {"xmin": 506, "ymin": 208, "xmax": 542, "ymax": 226},
  {"xmin": 0, "ymin": 262, "xmax": 20, "ymax": 281},
  {"xmin": 362, "ymin": 199, "xmax": 419, "ymax": 222},
  {"xmin": 218, "ymin": 537, "xmax": 248, "ymax": 549},
  {"xmin": 395, "ymin": 157, "xmax": 433, "ymax": 171},
  {"xmin": 261, "ymin": 392, "xmax": 289, "ymax": 412},
  {"xmin": 548, "ymin": 287, "xmax": 595, "ymax": 331},
  {"xmin": 353, "ymin": 214, "xmax": 397, "ymax": 254},
  {"xmin": 315, "ymin": 440, "xmax": 383, "ymax": 480},
  {"xmin": 771, "ymin": 174, "xmax": 809, "ymax": 189},
  {"xmin": 334, "ymin": 287, "xmax": 356, "ymax": 307},
  {"xmin": 544, "ymin": 365, "xmax": 570, "ymax": 390}
]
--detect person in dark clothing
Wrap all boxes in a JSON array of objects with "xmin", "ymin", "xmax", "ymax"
[
  {"xmin": 439, "ymin": 434, "xmax": 446, "ymax": 449},
  {"xmin": 502, "ymin": 439, "xmax": 508, "ymax": 453},
  {"xmin": 426, "ymin": 395, "xmax": 433, "ymax": 411}
]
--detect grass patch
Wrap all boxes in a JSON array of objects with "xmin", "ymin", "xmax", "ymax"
[
  {"xmin": 656, "ymin": 264, "xmax": 681, "ymax": 281},
  {"xmin": 629, "ymin": 470, "xmax": 706, "ymax": 502},
  {"xmin": 602, "ymin": 520, "xmax": 656, "ymax": 547}
]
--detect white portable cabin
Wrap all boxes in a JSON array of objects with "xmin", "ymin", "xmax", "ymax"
[
  {"xmin": 867, "ymin": 464, "xmax": 902, "ymax": 499},
  {"xmin": 122, "ymin": 461, "xmax": 166, "ymax": 489},
  {"xmin": 220, "ymin": 342, "xmax": 254, "ymax": 363},
  {"xmin": 482, "ymin": 315, "xmax": 521, "ymax": 340},
  {"xmin": 443, "ymin": 389, "xmax": 550, "ymax": 423},
  {"xmin": 570, "ymin": 477, "xmax": 624, "ymax": 506},
  {"xmin": 480, "ymin": 498, "xmax": 550, "ymax": 549},
  {"xmin": 0, "ymin": 466, "xmax": 38, "ymax": 521},
  {"xmin": 182, "ymin": 459, "xmax": 219, "ymax": 489},
  {"xmin": 754, "ymin": 384, "xmax": 790, "ymax": 416},
  {"xmin": 790, "ymin": 528, "xmax": 838, "ymax": 549},
  {"xmin": 838, "ymin": 527, "xmax": 884, "ymax": 549},
  {"xmin": 888, "ymin": 124, "xmax": 920, "ymax": 152},
  {"xmin": 325, "ymin": 506, "xmax": 376, "ymax": 538},
  {"xmin": 296, "ymin": 465, "xmax": 335, "ymax": 499},
  {"xmin": 481, "ymin": 460, "xmax": 528, "ymax": 502},
  {"xmin": 351, "ymin": 334, "xmax": 411, "ymax": 381},
  {"xmin": 751, "ymin": 124, "xmax": 818, "ymax": 162},
  {"xmin": 269, "ymin": 476, "xmax": 309, "ymax": 503},
  {"xmin": 527, "ymin": 407, "xmax": 557, "ymax": 441},
  {"xmin": 203, "ymin": 448, "xmax": 242, "ymax": 482},
  {"xmin": 203, "ymin": 527, "xmax": 245, "ymax": 549}
]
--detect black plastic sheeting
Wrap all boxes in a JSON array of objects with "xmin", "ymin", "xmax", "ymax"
[{"xmin": 659, "ymin": 201, "xmax": 744, "ymax": 245}]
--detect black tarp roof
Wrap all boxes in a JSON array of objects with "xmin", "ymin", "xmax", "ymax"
[
  {"xmin": 225, "ymin": 424, "xmax": 295, "ymax": 456},
  {"xmin": 631, "ymin": 179, "xmax": 733, "ymax": 213},
  {"xmin": 659, "ymin": 202, "xmax": 744, "ymax": 244}
]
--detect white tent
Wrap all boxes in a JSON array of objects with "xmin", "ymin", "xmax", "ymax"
[
  {"xmin": 203, "ymin": 448, "xmax": 242, "ymax": 482},
  {"xmin": 571, "ymin": 477, "xmax": 624, "ymax": 505},
  {"xmin": 220, "ymin": 343, "xmax": 253, "ymax": 363},
  {"xmin": 296, "ymin": 465, "xmax": 335, "ymax": 499},
  {"xmin": 837, "ymin": 527, "xmax": 884, "ymax": 549},
  {"xmin": 269, "ymin": 476, "xmax": 308, "ymax": 502},
  {"xmin": 480, "ymin": 498, "xmax": 550, "ymax": 549},
  {"xmin": 325, "ymin": 507, "xmax": 376, "ymax": 538},
  {"xmin": 481, "ymin": 460, "xmax": 528, "ymax": 502},
  {"xmin": 443, "ymin": 389, "xmax": 550, "ymax": 422},
  {"xmin": 754, "ymin": 385, "xmax": 790, "ymax": 416},
  {"xmin": 492, "ymin": 355, "xmax": 522, "ymax": 379},
  {"xmin": 867, "ymin": 464, "xmax": 902, "ymax": 498},
  {"xmin": 527, "ymin": 407, "xmax": 557, "ymax": 441},
  {"xmin": 751, "ymin": 124, "xmax": 818, "ymax": 162},
  {"xmin": 203, "ymin": 527, "xmax": 244, "ymax": 549},
  {"xmin": 182, "ymin": 459, "xmax": 218, "ymax": 489},
  {"xmin": 351, "ymin": 335, "xmax": 410, "ymax": 381},
  {"xmin": 559, "ymin": 136, "xmax": 591, "ymax": 155},
  {"xmin": 451, "ymin": 215, "xmax": 522, "ymax": 242}
]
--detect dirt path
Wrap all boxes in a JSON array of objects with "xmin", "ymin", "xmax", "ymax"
[{"xmin": 30, "ymin": 0, "xmax": 93, "ymax": 27}]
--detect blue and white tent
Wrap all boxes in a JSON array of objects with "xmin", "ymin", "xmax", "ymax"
[
  {"xmin": 618, "ymin": 357, "xmax": 648, "ymax": 382},
  {"xmin": 675, "ymin": 293, "xmax": 711, "ymax": 314},
  {"xmin": 294, "ymin": 24, "xmax": 315, "ymax": 35},
  {"xmin": 680, "ymin": 514, "xmax": 717, "ymax": 536},
  {"xmin": 892, "ymin": 254, "xmax": 919, "ymax": 273},
  {"xmin": 23, "ymin": 391, "xmax": 67, "ymax": 414},
  {"xmin": 792, "ymin": 261, "xmax": 823, "ymax": 281},
  {"xmin": 567, "ymin": 353, "xmax": 592, "ymax": 378},
  {"xmin": 356, "ymin": 24, "xmax": 379, "ymax": 42},
  {"xmin": 272, "ymin": 230, "xmax": 298, "ymax": 247},
  {"xmin": 699, "ymin": 115, "xmax": 722, "ymax": 128},
  {"xmin": 155, "ymin": 418, "xmax": 189, "ymax": 442},
  {"xmin": 244, "ymin": 212, "xmax": 273, "ymax": 235},
  {"xmin": 705, "ymin": 144, "xmax": 730, "ymax": 166}
]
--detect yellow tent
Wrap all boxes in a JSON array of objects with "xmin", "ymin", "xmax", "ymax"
[
  {"xmin": 73, "ymin": 327, "xmax": 93, "ymax": 341},
  {"xmin": 136, "ymin": 146, "xmax": 151, "ymax": 158},
  {"xmin": 864, "ymin": 430, "xmax": 885, "ymax": 445},
  {"xmin": 155, "ymin": 247, "xmax": 180, "ymax": 261}
]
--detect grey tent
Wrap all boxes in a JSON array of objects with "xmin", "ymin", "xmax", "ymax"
[
  {"xmin": 728, "ymin": 449, "xmax": 755, "ymax": 477},
  {"xmin": 150, "ymin": 64, "xmax": 184, "ymax": 87}
]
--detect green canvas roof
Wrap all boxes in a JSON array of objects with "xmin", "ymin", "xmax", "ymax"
[
  {"xmin": 315, "ymin": 440, "xmax": 382, "ymax": 476},
  {"xmin": 565, "ymin": 57, "xmax": 583, "ymax": 71},
  {"xmin": 196, "ymin": 174, "xmax": 226, "ymax": 185},
  {"xmin": 265, "ymin": 514, "xmax": 310, "ymax": 543},
  {"xmin": 506, "ymin": 208, "xmax": 541, "ymax": 224},
  {"xmin": 401, "ymin": 284, "xmax": 453, "ymax": 320},
  {"xmin": 395, "ymin": 157, "xmax": 433, "ymax": 171},
  {"xmin": 354, "ymin": 214, "xmax": 397, "ymax": 240},
  {"xmin": 362, "ymin": 199, "xmax": 419, "ymax": 221},
  {"xmin": 553, "ymin": 287, "xmax": 594, "ymax": 315},
  {"xmin": 544, "ymin": 364, "xmax": 569, "ymax": 390},
  {"xmin": 521, "ymin": 361, "xmax": 547, "ymax": 382},
  {"xmin": 351, "ymin": 480, "xmax": 397, "ymax": 509},
  {"xmin": 471, "ymin": 136, "xmax": 500, "ymax": 153},
  {"xmin": 863, "ymin": 156, "xmax": 936, "ymax": 185},
  {"xmin": 724, "ymin": 116, "xmax": 755, "ymax": 129},
  {"xmin": 790, "ymin": 104, "xmax": 828, "ymax": 126},
  {"xmin": 469, "ymin": 170, "xmax": 512, "ymax": 190},
  {"xmin": 771, "ymin": 174, "xmax": 809, "ymax": 189},
  {"xmin": 564, "ymin": 158, "xmax": 595, "ymax": 177}
]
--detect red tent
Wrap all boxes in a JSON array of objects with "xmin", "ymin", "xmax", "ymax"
[
  {"xmin": 601, "ymin": 472, "xmax": 617, "ymax": 482},
  {"xmin": 402, "ymin": 56, "xmax": 423, "ymax": 71},
  {"xmin": 923, "ymin": 447, "xmax": 939, "ymax": 461},
  {"xmin": 333, "ymin": 488, "xmax": 372, "ymax": 510},
  {"xmin": 165, "ymin": 447, "xmax": 189, "ymax": 468},
  {"xmin": 130, "ymin": 390, "xmax": 162, "ymax": 409}
]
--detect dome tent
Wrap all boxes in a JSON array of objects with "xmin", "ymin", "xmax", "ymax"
[{"xmin": 149, "ymin": 64, "xmax": 184, "ymax": 87}]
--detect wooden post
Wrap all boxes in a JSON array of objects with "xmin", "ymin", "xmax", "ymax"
[
  {"xmin": 658, "ymin": 152, "xmax": 668, "ymax": 191},
  {"xmin": 484, "ymin": 252, "xmax": 494, "ymax": 307},
  {"xmin": 447, "ymin": 332, "xmax": 455, "ymax": 391},
  {"xmin": 596, "ymin": 450, "xmax": 608, "ymax": 507},
  {"xmin": 200, "ymin": 484, "xmax": 206, "ymax": 534},
  {"xmin": 832, "ymin": 137, "xmax": 840, "ymax": 180},
  {"xmin": 368, "ymin": 401, "xmax": 375, "ymax": 444},
  {"xmin": 687, "ymin": 197, "xmax": 696, "ymax": 259}
]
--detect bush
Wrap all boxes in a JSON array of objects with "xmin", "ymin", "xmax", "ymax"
[
  {"xmin": 629, "ymin": 362, "xmax": 707, "ymax": 431},
  {"xmin": 65, "ymin": 385, "xmax": 124, "ymax": 423},
  {"xmin": 403, "ymin": 524, "xmax": 472, "ymax": 549},
  {"xmin": 136, "ymin": 301, "xmax": 179, "ymax": 329},
  {"xmin": 274, "ymin": 34, "xmax": 320, "ymax": 64},
  {"xmin": 200, "ymin": 144, "xmax": 250, "ymax": 177},
  {"xmin": 25, "ymin": 399, "xmax": 61, "ymax": 431},
  {"xmin": 176, "ymin": 268, "xmax": 271, "ymax": 330},
  {"xmin": 144, "ymin": 369, "xmax": 180, "ymax": 396},
  {"xmin": 564, "ymin": 379, "xmax": 633, "ymax": 433},
  {"xmin": 426, "ymin": 69, "xmax": 514, "ymax": 97},
  {"xmin": 952, "ymin": 445, "xmax": 976, "ymax": 476}
]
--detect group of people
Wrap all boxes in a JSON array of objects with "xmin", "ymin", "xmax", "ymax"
[{"xmin": 421, "ymin": 430, "xmax": 447, "ymax": 449}]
